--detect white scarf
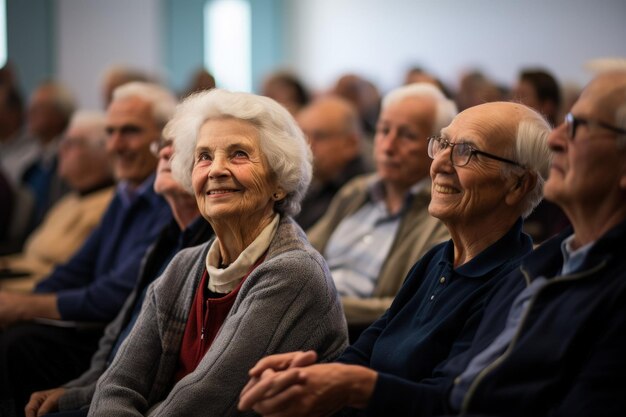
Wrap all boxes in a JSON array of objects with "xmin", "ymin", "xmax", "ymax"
[{"xmin": 205, "ymin": 214, "xmax": 280, "ymax": 293}]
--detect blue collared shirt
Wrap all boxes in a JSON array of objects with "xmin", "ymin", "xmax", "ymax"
[{"xmin": 325, "ymin": 177, "xmax": 429, "ymax": 298}]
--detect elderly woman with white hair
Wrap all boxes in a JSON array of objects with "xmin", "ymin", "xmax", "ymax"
[{"xmin": 88, "ymin": 90, "xmax": 348, "ymax": 416}]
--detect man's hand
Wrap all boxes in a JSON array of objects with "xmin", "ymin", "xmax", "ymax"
[
  {"xmin": 0, "ymin": 291, "xmax": 30, "ymax": 326},
  {"xmin": 239, "ymin": 362, "xmax": 378, "ymax": 417},
  {"xmin": 249, "ymin": 351, "xmax": 318, "ymax": 379},
  {"xmin": 24, "ymin": 387, "xmax": 66, "ymax": 417},
  {"xmin": 0, "ymin": 291, "xmax": 60, "ymax": 327},
  {"xmin": 240, "ymin": 350, "xmax": 318, "ymax": 401}
]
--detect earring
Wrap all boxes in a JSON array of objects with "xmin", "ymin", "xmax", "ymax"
[{"xmin": 273, "ymin": 193, "xmax": 280, "ymax": 200}]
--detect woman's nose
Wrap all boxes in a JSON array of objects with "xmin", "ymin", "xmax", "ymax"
[{"xmin": 208, "ymin": 155, "xmax": 229, "ymax": 178}]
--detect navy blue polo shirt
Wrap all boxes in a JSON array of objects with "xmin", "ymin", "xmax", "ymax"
[{"xmin": 338, "ymin": 218, "xmax": 532, "ymax": 416}]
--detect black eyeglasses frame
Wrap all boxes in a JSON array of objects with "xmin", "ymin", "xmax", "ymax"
[{"xmin": 427, "ymin": 136, "xmax": 524, "ymax": 168}]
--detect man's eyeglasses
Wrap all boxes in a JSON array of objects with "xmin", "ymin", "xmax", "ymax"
[
  {"xmin": 564, "ymin": 112, "xmax": 626, "ymax": 140},
  {"xmin": 427, "ymin": 135, "xmax": 524, "ymax": 168},
  {"xmin": 150, "ymin": 138, "xmax": 173, "ymax": 157}
]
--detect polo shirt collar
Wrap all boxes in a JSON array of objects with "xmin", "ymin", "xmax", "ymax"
[{"xmin": 444, "ymin": 217, "xmax": 530, "ymax": 278}]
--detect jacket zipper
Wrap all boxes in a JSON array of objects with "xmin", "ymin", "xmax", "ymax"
[{"xmin": 459, "ymin": 259, "xmax": 608, "ymax": 415}]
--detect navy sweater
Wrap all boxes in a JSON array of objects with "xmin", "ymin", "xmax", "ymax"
[{"xmin": 35, "ymin": 176, "xmax": 172, "ymax": 321}]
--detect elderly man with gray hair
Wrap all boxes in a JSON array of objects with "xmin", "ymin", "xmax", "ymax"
[
  {"xmin": 307, "ymin": 83, "xmax": 455, "ymax": 334},
  {"xmin": 0, "ymin": 111, "xmax": 115, "ymax": 289},
  {"xmin": 0, "ymin": 82, "xmax": 175, "ymax": 417}
]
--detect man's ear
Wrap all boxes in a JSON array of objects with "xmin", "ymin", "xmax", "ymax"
[{"xmin": 505, "ymin": 171, "xmax": 537, "ymax": 207}]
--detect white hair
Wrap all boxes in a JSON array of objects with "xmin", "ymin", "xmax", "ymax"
[
  {"xmin": 382, "ymin": 83, "xmax": 458, "ymax": 135},
  {"xmin": 67, "ymin": 110, "xmax": 107, "ymax": 148},
  {"xmin": 111, "ymin": 82, "xmax": 177, "ymax": 127},
  {"xmin": 501, "ymin": 108, "xmax": 552, "ymax": 218},
  {"xmin": 168, "ymin": 89, "xmax": 312, "ymax": 217}
]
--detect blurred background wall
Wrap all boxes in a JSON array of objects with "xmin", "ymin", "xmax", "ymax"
[{"xmin": 4, "ymin": 0, "xmax": 626, "ymax": 109}]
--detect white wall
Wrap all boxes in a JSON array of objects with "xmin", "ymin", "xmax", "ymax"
[
  {"xmin": 286, "ymin": 0, "xmax": 626, "ymax": 95},
  {"xmin": 52, "ymin": 0, "xmax": 626, "ymax": 109},
  {"xmin": 56, "ymin": 0, "xmax": 163, "ymax": 110}
]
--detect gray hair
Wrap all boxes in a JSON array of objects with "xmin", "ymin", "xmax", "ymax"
[
  {"xmin": 168, "ymin": 89, "xmax": 312, "ymax": 217},
  {"xmin": 501, "ymin": 108, "xmax": 552, "ymax": 218},
  {"xmin": 67, "ymin": 110, "xmax": 107, "ymax": 148},
  {"xmin": 111, "ymin": 82, "xmax": 177, "ymax": 128},
  {"xmin": 382, "ymin": 83, "xmax": 458, "ymax": 135}
]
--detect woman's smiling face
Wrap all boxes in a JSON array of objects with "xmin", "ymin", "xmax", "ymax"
[{"xmin": 192, "ymin": 117, "xmax": 277, "ymax": 225}]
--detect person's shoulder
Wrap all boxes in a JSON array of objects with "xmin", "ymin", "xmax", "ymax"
[
  {"xmin": 339, "ymin": 172, "xmax": 377, "ymax": 194},
  {"xmin": 262, "ymin": 219, "xmax": 329, "ymax": 278},
  {"xmin": 269, "ymin": 218, "xmax": 325, "ymax": 263}
]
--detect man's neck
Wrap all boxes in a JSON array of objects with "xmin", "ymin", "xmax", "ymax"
[{"xmin": 566, "ymin": 201, "xmax": 626, "ymax": 249}]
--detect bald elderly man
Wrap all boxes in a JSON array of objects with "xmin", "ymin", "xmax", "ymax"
[{"xmin": 295, "ymin": 95, "xmax": 370, "ymax": 230}]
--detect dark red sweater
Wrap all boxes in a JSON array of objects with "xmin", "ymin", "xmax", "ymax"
[{"xmin": 175, "ymin": 256, "xmax": 265, "ymax": 382}]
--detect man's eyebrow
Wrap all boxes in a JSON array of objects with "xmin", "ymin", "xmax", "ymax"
[{"xmin": 105, "ymin": 124, "xmax": 143, "ymax": 133}]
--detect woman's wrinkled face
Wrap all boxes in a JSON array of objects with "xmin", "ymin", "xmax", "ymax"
[{"xmin": 191, "ymin": 118, "xmax": 277, "ymax": 224}]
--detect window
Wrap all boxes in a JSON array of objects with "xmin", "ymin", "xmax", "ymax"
[
  {"xmin": 0, "ymin": 0, "xmax": 7, "ymax": 68},
  {"xmin": 204, "ymin": 0, "xmax": 251, "ymax": 92}
]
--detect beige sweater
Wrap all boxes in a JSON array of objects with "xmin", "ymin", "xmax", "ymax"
[{"xmin": 0, "ymin": 186, "xmax": 114, "ymax": 291}]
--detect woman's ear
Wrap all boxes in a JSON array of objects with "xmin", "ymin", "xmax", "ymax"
[{"xmin": 272, "ymin": 187, "xmax": 286, "ymax": 201}]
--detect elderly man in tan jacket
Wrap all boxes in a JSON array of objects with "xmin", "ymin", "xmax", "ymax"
[{"xmin": 308, "ymin": 83, "xmax": 454, "ymax": 334}]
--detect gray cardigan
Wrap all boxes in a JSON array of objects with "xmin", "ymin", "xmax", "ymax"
[{"xmin": 88, "ymin": 216, "xmax": 348, "ymax": 416}]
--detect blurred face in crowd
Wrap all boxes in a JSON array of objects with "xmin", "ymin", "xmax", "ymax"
[
  {"xmin": 28, "ymin": 85, "xmax": 68, "ymax": 142},
  {"xmin": 513, "ymin": 80, "xmax": 541, "ymax": 111},
  {"xmin": 374, "ymin": 96, "xmax": 434, "ymax": 192},
  {"xmin": 297, "ymin": 97, "xmax": 359, "ymax": 183},
  {"xmin": 105, "ymin": 96, "xmax": 161, "ymax": 187},
  {"xmin": 153, "ymin": 138, "xmax": 185, "ymax": 196},
  {"xmin": 58, "ymin": 124, "xmax": 111, "ymax": 192}
]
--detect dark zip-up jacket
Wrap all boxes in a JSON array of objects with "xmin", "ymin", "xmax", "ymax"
[
  {"xmin": 455, "ymin": 218, "xmax": 626, "ymax": 417},
  {"xmin": 352, "ymin": 218, "xmax": 626, "ymax": 417}
]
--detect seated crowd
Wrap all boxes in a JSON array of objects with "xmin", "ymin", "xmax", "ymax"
[{"xmin": 0, "ymin": 61, "xmax": 623, "ymax": 417}]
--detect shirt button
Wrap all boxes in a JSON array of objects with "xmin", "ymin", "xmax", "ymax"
[
  {"xmin": 430, "ymin": 295, "xmax": 435, "ymax": 300},
  {"xmin": 440, "ymin": 277, "xmax": 446, "ymax": 284},
  {"xmin": 362, "ymin": 234, "xmax": 372, "ymax": 244}
]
